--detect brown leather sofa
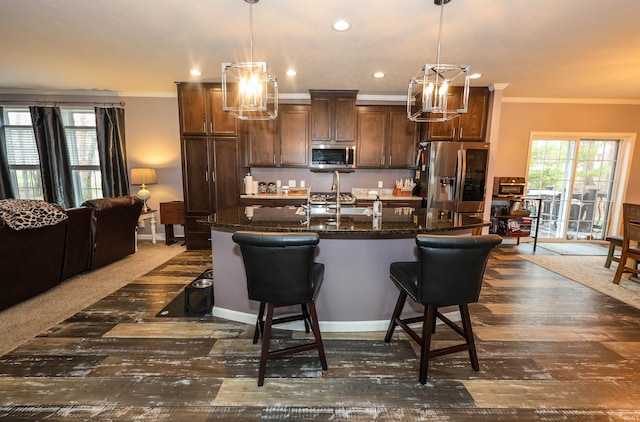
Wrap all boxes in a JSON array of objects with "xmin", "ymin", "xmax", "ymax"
[
  {"xmin": 61, "ymin": 206, "xmax": 94, "ymax": 280},
  {"xmin": 0, "ymin": 218, "xmax": 68, "ymax": 311},
  {"xmin": 0, "ymin": 196, "xmax": 143, "ymax": 311},
  {"xmin": 82, "ymin": 196, "xmax": 144, "ymax": 269}
]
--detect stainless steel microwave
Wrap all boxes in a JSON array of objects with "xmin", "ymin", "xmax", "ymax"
[
  {"xmin": 310, "ymin": 145, "xmax": 356, "ymax": 170},
  {"xmin": 493, "ymin": 177, "xmax": 526, "ymax": 197}
]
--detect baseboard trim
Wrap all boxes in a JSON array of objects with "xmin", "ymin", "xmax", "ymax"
[{"xmin": 211, "ymin": 306, "xmax": 461, "ymax": 333}]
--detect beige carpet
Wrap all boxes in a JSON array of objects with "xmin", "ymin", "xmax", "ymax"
[
  {"xmin": 536, "ymin": 242, "xmax": 609, "ymax": 256},
  {"xmin": 520, "ymin": 254, "xmax": 640, "ymax": 309},
  {"xmin": 0, "ymin": 241, "xmax": 186, "ymax": 356}
]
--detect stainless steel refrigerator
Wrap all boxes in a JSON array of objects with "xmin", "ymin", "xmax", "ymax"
[{"xmin": 417, "ymin": 142, "xmax": 490, "ymax": 213}]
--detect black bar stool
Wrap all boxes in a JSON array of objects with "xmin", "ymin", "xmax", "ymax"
[
  {"xmin": 232, "ymin": 231, "xmax": 328, "ymax": 386},
  {"xmin": 384, "ymin": 234, "xmax": 502, "ymax": 384}
]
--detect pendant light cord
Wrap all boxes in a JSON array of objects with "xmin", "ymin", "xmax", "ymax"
[
  {"xmin": 249, "ymin": 1, "xmax": 254, "ymax": 63},
  {"xmin": 436, "ymin": 0, "xmax": 444, "ymax": 67}
]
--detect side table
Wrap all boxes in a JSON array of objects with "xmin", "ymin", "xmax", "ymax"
[
  {"xmin": 137, "ymin": 209, "xmax": 157, "ymax": 248},
  {"xmin": 160, "ymin": 201, "xmax": 185, "ymax": 245}
]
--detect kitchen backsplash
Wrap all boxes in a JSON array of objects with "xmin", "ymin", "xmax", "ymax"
[{"xmin": 250, "ymin": 168, "xmax": 415, "ymax": 192}]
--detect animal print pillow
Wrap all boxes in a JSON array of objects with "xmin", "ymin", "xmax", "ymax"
[{"xmin": 0, "ymin": 199, "xmax": 68, "ymax": 230}]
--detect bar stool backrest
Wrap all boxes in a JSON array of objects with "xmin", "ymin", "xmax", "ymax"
[
  {"xmin": 415, "ymin": 234, "xmax": 502, "ymax": 306},
  {"xmin": 232, "ymin": 231, "xmax": 320, "ymax": 305}
]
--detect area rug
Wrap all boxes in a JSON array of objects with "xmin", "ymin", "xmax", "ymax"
[
  {"xmin": 0, "ymin": 241, "xmax": 186, "ymax": 356},
  {"xmin": 519, "ymin": 254, "xmax": 640, "ymax": 309},
  {"xmin": 537, "ymin": 242, "xmax": 609, "ymax": 256}
]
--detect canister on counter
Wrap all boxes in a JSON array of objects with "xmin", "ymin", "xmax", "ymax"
[{"xmin": 267, "ymin": 182, "xmax": 277, "ymax": 194}]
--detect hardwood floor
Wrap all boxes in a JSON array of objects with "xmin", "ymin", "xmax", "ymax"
[{"xmin": 1, "ymin": 246, "xmax": 640, "ymax": 420}]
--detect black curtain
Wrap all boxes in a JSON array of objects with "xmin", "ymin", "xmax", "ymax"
[
  {"xmin": 30, "ymin": 106, "xmax": 75, "ymax": 208},
  {"xmin": 0, "ymin": 106, "xmax": 17, "ymax": 199},
  {"xmin": 95, "ymin": 107, "xmax": 129, "ymax": 197}
]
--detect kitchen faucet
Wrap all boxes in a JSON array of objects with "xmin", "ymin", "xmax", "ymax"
[{"xmin": 332, "ymin": 170, "xmax": 340, "ymax": 213}]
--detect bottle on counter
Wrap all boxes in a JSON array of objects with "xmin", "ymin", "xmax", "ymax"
[{"xmin": 373, "ymin": 195, "xmax": 382, "ymax": 217}]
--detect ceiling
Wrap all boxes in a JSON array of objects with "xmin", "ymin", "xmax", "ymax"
[{"xmin": 2, "ymin": 0, "xmax": 640, "ymax": 101}]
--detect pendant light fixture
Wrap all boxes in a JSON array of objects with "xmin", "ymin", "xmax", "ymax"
[
  {"xmin": 222, "ymin": 0, "xmax": 278, "ymax": 120},
  {"xmin": 407, "ymin": 0, "xmax": 470, "ymax": 123}
]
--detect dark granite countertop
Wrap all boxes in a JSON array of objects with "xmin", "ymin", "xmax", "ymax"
[{"xmin": 199, "ymin": 206, "xmax": 489, "ymax": 239}]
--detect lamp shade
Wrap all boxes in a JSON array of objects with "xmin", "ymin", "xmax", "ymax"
[{"xmin": 130, "ymin": 168, "xmax": 157, "ymax": 186}]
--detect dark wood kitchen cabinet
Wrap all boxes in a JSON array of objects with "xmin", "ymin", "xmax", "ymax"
[
  {"xmin": 177, "ymin": 82, "xmax": 246, "ymax": 249},
  {"xmin": 310, "ymin": 90, "xmax": 357, "ymax": 143},
  {"xmin": 177, "ymin": 82, "xmax": 238, "ymax": 137},
  {"xmin": 245, "ymin": 119, "xmax": 277, "ymax": 166},
  {"xmin": 181, "ymin": 137, "xmax": 239, "ymax": 249},
  {"xmin": 420, "ymin": 86, "xmax": 490, "ymax": 142},
  {"xmin": 356, "ymin": 105, "xmax": 417, "ymax": 169},
  {"xmin": 245, "ymin": 104, "xmax": 309, "ymax": 167}
]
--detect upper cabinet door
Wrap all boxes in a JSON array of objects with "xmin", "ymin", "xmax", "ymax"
[
  {"xmin": 279, "ymin": 105, "xmax": 309, "ymax": 167},
  {"xmin": 356, "ymin": 106, "xmax": 388, "ymax": 168},
  {"xmin": 458, "ymin": 87, "xmax": 489, "ymax": 141},
  {"xmin": 246, "ymin": 119, "xmax": 277, "ymax": 167},
  {"xmin": 310, "ymin": 96, "xmax": 331, "ymax": 142},
  {"xmin": 388, "ymin": 107, "xmax": 417, "ymax": 168},
  {"xmin": 424, "ymin": 87, "xmax": 490, "ymax": 142},
  {"xmin": 333, "ymin": 95, "xmax": 357, "ymax": 142},
  {"xmin": 356, "ymin": 106, "xmax": 416, "ymax": 169},
  {"xmin": 209, "ymin": 86, "xmax": 238, "ymax": 136},
  {"xmin": 427, "ymin": 91, "xmax": 462, "ymax": 141},
  {"xmin": 310, "ymin": 90, "xmax": 357, "ymax": 143},
  {"xmin": 178, "ymin": 84, "xmax": 207, "ymax": 136},
  {"xmin": 177, "ymin": 83, "xmax": 238, "ymax": 137}
]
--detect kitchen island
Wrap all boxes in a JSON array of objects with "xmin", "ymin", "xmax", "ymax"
[{"xmin": 201, "ymin": 206, "xmax": 489, "ymax": 331}]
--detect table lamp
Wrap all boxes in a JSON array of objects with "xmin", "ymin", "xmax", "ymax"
[{"xmin": 130, "ymin": 168, "xmax": 157, "ymax": 212}]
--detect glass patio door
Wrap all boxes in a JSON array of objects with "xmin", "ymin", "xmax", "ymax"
[{"xmin": 526, "ymin": 138, "xmax": 619, "ymax": 241}]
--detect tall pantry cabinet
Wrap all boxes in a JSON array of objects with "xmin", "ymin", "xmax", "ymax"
[{"xmin": 177, "ymin": 82, "xmax": 248, "ymax": 249}]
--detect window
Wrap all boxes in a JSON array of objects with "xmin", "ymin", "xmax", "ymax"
[
  {"xmin": 3, "ymin": 108, "xmax": 43, "ymax": 200},
  {"xmin": 526, "ymin": 137, "xmax": 619, "ymax": 241},
  {"xmin": 61, "ymin": 108, "xmax": 103, "ymax": 204},
  {"xmin": 1, "ymin": 106, "xmax": 103, "ymax": 204}
]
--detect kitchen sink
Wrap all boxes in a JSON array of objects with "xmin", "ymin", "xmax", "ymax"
[{"xmin": 295, "ymin": 206, "xmax": 373, "ymax": 217}]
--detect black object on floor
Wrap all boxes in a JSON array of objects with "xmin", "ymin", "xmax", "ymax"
[{"xmin": 156, "ymin": 268, "xmax": 213, "ymax": 317}]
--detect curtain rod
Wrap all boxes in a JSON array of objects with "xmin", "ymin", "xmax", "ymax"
[{"xmin": 0, "ymin": 100, "xmax": 125, "ymax": 108}]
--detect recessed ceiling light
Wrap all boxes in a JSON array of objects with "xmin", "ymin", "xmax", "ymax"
[
  {"xmin": 469, "ymin": 73, "xmax": 482, "ymax": 79},
  {"xmin": 190, "ymin": 69, "xmax": 202, "ymax": 76},
  {"xmin": 373, "ymin": 72, "xmax": 385, "ymax": 78},
  {"xmin": 332, "ymin": 19, "xmax": 351, "ymax": 31},
  {"xmin": 286, "ymin": 69, "xmax": 297, "ymax": 76}
]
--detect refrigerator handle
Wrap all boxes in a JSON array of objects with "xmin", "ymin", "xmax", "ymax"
[{"xmin": 456, "ymin": 147, "xmax": 466, "ymax": 204}]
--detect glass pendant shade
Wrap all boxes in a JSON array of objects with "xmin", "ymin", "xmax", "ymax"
[
  {"xmin": 407, "ymin": 63, "xmax": 470, "ymax": 122},
  {"xmin": 221, "ymin": 0, "xmax": 278, "ymax": 121},
  {"xmin": 222, "ymin": 61, "xmax": 278, "ymax": 120},
  {"xmin": 406, "ymin": 0, "xmax": 471, "ymax": 123}
]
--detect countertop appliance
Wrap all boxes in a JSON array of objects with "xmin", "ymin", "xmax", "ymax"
[
  {"xmin": 417, "ymin": 141, "xmax": 490, "ymax": 213},
  {"xmin": 493, "ymin": 176, "xmax": 526, "ymax": 198}
]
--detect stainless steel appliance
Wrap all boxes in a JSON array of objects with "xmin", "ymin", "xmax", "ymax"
[
  {"xmin": 419, "ymin": 142, "xmax": 490, "ymax": 213},
  {"xmin": 309, "ymin": 192, "xmax": 356, "ymax": 205},
  {"xmin": 310, "ymin": 145, "xmax": 356, "ymax": 171},
  {"xmin": 493, "ymin": 176, "xmax": 526, "ymax": 198}
]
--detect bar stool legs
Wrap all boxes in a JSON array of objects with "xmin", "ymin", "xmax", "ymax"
[{"xmin": 257, "ymin": 302, "xmax": 327, "ymax": 387}]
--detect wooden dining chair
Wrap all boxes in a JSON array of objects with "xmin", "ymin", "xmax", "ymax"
[
  {"xmin": 604, "ymin": 235, "xmax": 623, "ymax": 268},
  {"xmin": 612, "ymin": 203, "xmax": 640, "ymax": 284}
]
